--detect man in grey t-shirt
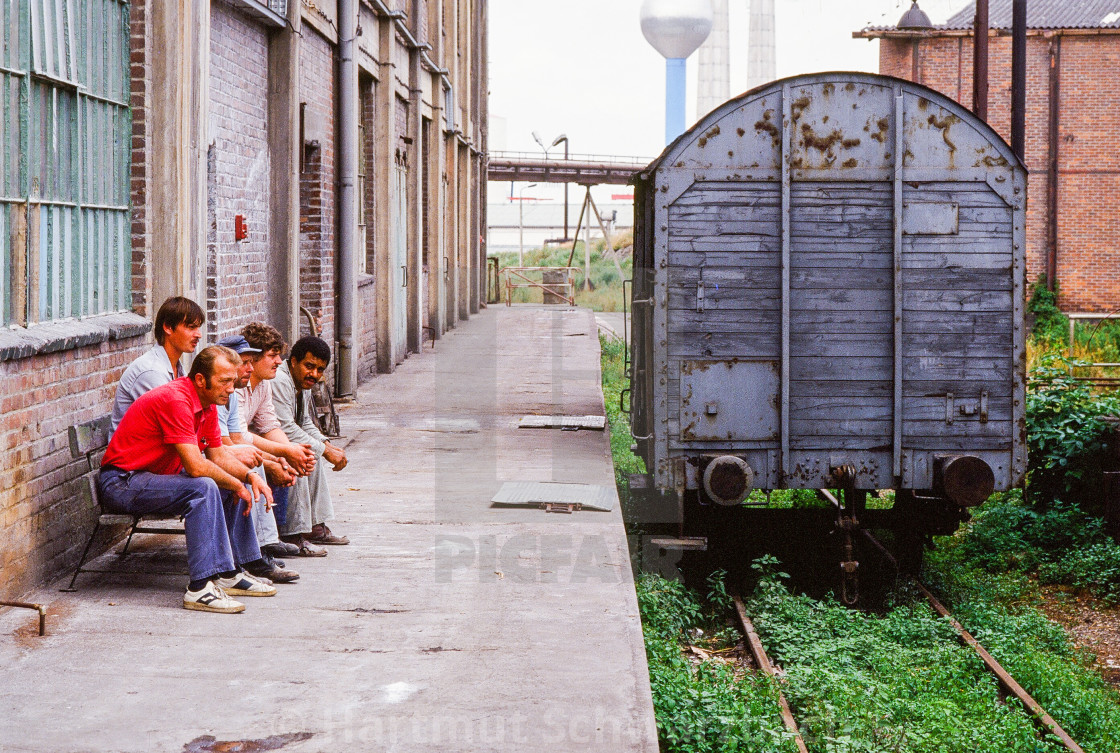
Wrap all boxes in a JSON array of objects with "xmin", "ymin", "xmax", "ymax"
[{"xmin": 110, "ymin": 297, "xmax": 204, "ymax": 432}]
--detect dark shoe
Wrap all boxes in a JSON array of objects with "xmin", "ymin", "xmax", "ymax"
[
  {"xmin": 262, "ymin": 541, "xmax": 301, "ymax": 558},
  {"xmin": 246, "ymin": 559, "xmax": 300, "ymax": 584},
  {"xmin": 280, "ymin": 534, "xmax": 328, "ymax": 557},
  {"xmin": 307, "ymin": 523, "xmax": 349, "ymax": 546}
]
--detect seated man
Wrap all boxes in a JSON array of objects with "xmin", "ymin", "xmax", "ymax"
[
  {"xmin": 112, "ymin": 296, "xmax": 204, "ymax": 432},
  {"xmin": 216, "ymin": 334, "xmax": 300, "ymax": 585},
  {"xmin": 235, "ymin": 323, "xmax": 319, "ymax": 555},
  {"xmin": 99, "ymin": 345, "xmax": 278, "ymax": 613},
  {"xmin": 272, "ymin": 336, "xmax": 349, "ymax": 555}
]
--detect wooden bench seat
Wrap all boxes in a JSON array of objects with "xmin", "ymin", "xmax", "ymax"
[{"xmin": 61, "ymin": 415, "xmax": 185, "ymax": 592}]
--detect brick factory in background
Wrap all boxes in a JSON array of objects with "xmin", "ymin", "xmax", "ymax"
[{"xmin": 856, "ymin": 0, "xmax": 1120, "ymax": 314}]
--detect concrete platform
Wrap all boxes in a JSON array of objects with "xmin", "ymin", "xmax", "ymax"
[{"xmin": 0, "ymin": 306, "xmax": 657, "ymax": 752}]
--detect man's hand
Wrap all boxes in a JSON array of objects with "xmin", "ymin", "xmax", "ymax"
[
  {"xmin": 323, "ymin": 443, "xmax": 348, "ymax": 471},
  {"xmin": 248, "ymin": 472, "xmax": 274, "ymax": 513},
  {"xmin": 228, "ymin": 443, "xmax": 265, "ymax": 468},
  {"xmin": 282, "ymin": 442, "xmax": 317, "ymax": 475},
  {"xmin": 264, "ymin": 458, "xmax": 296, "ymax": 488}
]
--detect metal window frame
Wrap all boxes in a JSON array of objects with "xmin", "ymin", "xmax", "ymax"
[{"xmin": 3, "ymin": 0, "xmax": 131, "ymax": 327}]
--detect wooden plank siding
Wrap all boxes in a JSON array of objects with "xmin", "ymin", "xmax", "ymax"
[{"xmin": 662, "ymin": 177, "xmax": 1015, "ymax": 468}]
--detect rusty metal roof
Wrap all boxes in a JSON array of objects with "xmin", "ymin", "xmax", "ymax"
[{"xmin": 863, "ymin": 0, "xmax": 1120, "ymax": 32}]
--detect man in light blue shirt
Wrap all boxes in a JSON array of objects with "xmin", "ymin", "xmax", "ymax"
[{"xmin": 110, "ymin": 297, "xmax": 204, "ymax": 431}]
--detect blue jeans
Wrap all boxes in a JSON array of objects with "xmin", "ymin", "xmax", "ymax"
[
  {"xmin": 98, "ymin": 468, "xmax": 261, "ymax": 582},
  {"xmin": 271, "ymin": 485, "xmax": 289, "ymax": 528}
]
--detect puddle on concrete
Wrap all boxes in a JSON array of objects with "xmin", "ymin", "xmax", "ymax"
[{"xmin": 182, "ymin": 732, "xmax": 313, "ymax": 753}]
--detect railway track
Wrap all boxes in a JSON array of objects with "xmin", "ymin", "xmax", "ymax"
[{"xmin": 729, "ymin": 576, "xmax": 1086, "ymax": 753}]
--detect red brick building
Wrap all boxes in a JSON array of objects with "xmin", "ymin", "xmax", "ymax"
[
  {"xmin": 0, "ymin": 0, "xmax": 488, "ymax": 601},
  {"xmin": 856, "ymin": 0, "xmax": 1120, "ymax": 313}
]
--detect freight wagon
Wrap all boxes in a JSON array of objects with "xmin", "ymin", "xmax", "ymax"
[{"xmin": 627, "ymin": 72, "xmax": 1026, "ymax": 592}]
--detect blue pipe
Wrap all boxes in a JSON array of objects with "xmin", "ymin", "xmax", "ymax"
[{"xmin": 665, "ymin": 57, "xmax": 686, "ymax": 144}]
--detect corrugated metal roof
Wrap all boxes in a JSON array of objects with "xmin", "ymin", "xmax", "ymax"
[{"xmin": 864, "ymin": 0, "xmax": 1120, "ymax": 32}]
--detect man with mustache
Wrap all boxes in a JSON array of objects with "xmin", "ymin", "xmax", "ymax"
[
  {"xmin": 111, "ymin": 296, "xmax": 205, "ymax": 432},
  {"xmin": 271, "ymin": 336, "xmax": 349, "ymax": 555}
]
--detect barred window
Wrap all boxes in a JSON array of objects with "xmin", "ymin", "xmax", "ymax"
[{"xmin": 1, "ymin": 0, "xmax": 131, "ymax": 326}]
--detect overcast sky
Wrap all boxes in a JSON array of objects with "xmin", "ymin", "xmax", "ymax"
[{"xmin": 488, "ymin": 0, "xmax": 972, "ymax": 161}]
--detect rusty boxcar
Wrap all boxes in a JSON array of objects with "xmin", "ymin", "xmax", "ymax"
[{"xmin": 628, "ymin": 73, "xmax": 1026, "ymax": 588}]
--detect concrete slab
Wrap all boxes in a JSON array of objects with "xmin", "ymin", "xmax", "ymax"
[{"xmin": 0, "ymin": 306, "xmax": 657, "ymax": 753}]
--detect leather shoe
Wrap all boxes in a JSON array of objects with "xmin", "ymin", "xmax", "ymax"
[{"xmin": 307, "ymin": 523, "xmax": 349, "ymax": 546}]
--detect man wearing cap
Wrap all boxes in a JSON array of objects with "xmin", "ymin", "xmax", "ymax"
[
  {"xmin": 216, "ymin": 335, "xmax": 300, "ymax": 585},
  {"xmin": 99, "ymin": 345, "xmax": 277, "ymax": 613}
]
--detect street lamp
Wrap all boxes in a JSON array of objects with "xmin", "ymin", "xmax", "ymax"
[
  {"xmin": 518, "ymin": 183, "xmax": 537, "ymax": 266},
  {"xmin": 532, "ymin": 132, "xmax": 570, "ymax": 242}
]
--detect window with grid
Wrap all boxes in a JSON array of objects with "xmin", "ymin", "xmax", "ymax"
[{"xmin": 0, "ymin": 0, "xmax": 131, "ymax": 327}]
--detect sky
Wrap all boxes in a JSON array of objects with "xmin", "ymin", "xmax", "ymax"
[{"xmin": 488, "ymin": 0, "xmax": 973, "ymax": 161}]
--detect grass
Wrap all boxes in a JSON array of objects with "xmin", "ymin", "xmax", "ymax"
[
  {"xmin": 492, "ymin": 232, "xmax": 632, "ymax": 311},
  {"xmin": 603, "ymin": 271, "xmax": 1120, "ymax": 753}
]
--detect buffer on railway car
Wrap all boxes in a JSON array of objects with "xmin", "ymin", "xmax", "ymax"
[{"xmin": 626, "ymin": 72, "xmax": 1027, "ymax": 591}]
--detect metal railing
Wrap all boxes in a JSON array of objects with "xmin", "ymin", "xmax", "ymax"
[{"xmin": 501, "ymin": 267, "xmax": 582, "ymax": 307}]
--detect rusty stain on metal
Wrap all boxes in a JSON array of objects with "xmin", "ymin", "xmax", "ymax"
[
  {"xmin": 182, "ymin": 733, "xmax": 315, "ymax": 753},
  {"xmin": 927, "ymin": 113, "xmax": 960, "ymax": 152},
  {"xmin": 917, "ymin": 583, "xmax": 1086, "ymax": 753},
  {"xmin": 868, "ymin": 117, "xmax": 890, "ymax": 143},
  {"xmin": 736, "ymin": 127, "xmax": 745, "ymax": 137},
  {"xmin": 698, "ymin": 124, "xmax": 722, "ymax": 148},
  {"xmin": 790, "ymin": 96, "xmax": 811, "ymax": 120},
  {"xmin": 754, "ymin": 110, "xmax": 780, "ymax": 145},
  {"xmin": 842, "ymin": 158, "xmax": 858, "ymax": 169},
  {"xmin": 979, "ymin": 154, "xmax": 1009, "ymax": 167},
  {"xmin": 732, "ymin": 595, "xmax": 810, "ymax": 753}
]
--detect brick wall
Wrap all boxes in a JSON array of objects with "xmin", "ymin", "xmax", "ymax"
[
  {"xmin": 298, "ymin": 27, "xmax": 337, "ymax": 346},
  {"xmin": 207, "ymin": 1, "xmax": 272, "ymax": 339},
  {"xmin": 129, "ymin": 0, "xmax": 152, "ymax": 318},
  {"xmin": 0, "ymin": 333, "xmax": 149, "ymax": 601},
  {"xmin": 356, "ymin": 78, "xmax": 379, "ymax": 384},
  {"xmin": 881, "ymin": 33, "xmax": 1120, "ymax": 312}
]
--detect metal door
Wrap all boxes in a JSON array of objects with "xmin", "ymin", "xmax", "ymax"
[{"xmin": 391, "ymin": 156, "xmax": 408, "ymax": 364}]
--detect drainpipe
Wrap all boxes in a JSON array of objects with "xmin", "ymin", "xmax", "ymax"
[
  {"xmin": 972, "ymin": 0, "xmax": 988, "ymax": 121},
  {"xmin": 1010, "ymin": 0, "xmax": 1026, "ymax": 162},
  {"xmin": 337, "ymin": 0, "xmax": 359, "ymax": 398},
  {"xmin": 1047, "ymin": 34, "xmax": 1061, "ymax": 291}
]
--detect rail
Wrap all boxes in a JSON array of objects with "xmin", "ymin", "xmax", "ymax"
[
  {"xmin": 729, "ymin": 536, "xmax": 1086, "ymax": 753},
  {"xmin": 501, "ymin": 266, "xmax": 581, "ymax": 307}
]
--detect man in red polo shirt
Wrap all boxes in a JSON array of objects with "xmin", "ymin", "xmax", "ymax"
[{"xmin": 99, "ymin": 345, "xmax": 278, "ymax": 613}]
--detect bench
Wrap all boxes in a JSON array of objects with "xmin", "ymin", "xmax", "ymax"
[{"xmin": 61, "ymin": 415, "xmax": 185, "ymax": 592}]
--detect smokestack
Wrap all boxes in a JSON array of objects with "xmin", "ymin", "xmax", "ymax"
[
  {"xmin": 747, "ymin": 0, "xmax": 775, "ymax": 90},
  {"xmin": 973, "ymin": 0, "xmax": 989, "ymax": 120},
  {"xmin": 1011, "ymin": 0, "xmax": 1026, "ymax": 161},
  {"xmin": 696, "ymin": 0, "xmax": 729, "ymax": 118}
]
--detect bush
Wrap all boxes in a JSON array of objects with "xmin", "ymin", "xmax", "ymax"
[{"xmin": 1026, "ymin": 353, "xmax": 1120, "ymax": 510}]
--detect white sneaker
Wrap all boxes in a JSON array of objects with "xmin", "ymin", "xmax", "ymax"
[
  {"xmin": 184, "ymin": 581, "xmax": 245, "ymax": 613},
  {"xmin": 214, "ymin": 571, "xmax": 277, "ymax": 597}
]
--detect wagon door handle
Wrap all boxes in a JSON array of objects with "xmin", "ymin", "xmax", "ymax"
[{"xmin": 402, "ymin": 265, "xmax": 408, "ymax": 287}]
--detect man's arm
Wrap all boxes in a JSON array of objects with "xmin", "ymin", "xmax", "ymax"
[
  {"xmin": 222, "ymin": 430, "xmax": 267, "ymax": 468},
  {"xmin": 173, "ymin": 443, "xmax": 255, "ymax": 505},
  {"xmin": 246, "ymin": 429, "xmax": 315, "ymax": 475},
  {"xmin": 272, "ymin": 370, "xmax": 327, "ymax": 455},
  {"xmin": 206, "ymin": 444, "xmax": 273, "ymax": 509}
]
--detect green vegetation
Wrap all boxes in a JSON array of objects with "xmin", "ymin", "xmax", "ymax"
[
  {"xmin": 603, "ymin": 268, "xmax": 1120, "ymax": 753},
  {"xmin": 637, "ymin": 572, "xmax": 799, "ymax": 753},
  {"xmin": 492, "ymin": 232, "xmax": 632, "ymax": 311},
  {"xmin": 925, "ymin": 539, "xmax": 1120, "ymax": 752}
]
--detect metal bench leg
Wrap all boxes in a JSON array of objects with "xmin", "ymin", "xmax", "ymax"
[
  {"xmin": 119, "ymin": 517, "xmax": 142, "ymax": 556},
  {"xmin": 60, "ymin": 519, "xmax": 103, "ymax": 592}
]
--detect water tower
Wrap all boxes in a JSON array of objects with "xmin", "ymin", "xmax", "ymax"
[{"xmin": 640, "ymin": 0, "xmax": 713, "ymax": 144}]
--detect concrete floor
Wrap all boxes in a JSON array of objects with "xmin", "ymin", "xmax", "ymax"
[{"xmin": 0, "ymin": 306, "xmax": 657, "ymax": 753}]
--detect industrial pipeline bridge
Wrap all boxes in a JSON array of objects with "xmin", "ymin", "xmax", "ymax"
[{"xmin": 487, "ymin": 151, "xmax": 651, "ymax": 185}]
